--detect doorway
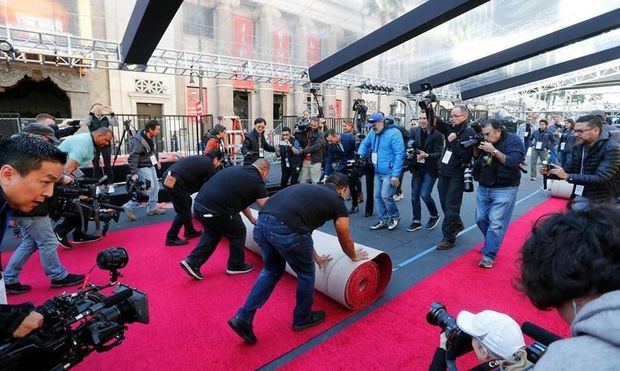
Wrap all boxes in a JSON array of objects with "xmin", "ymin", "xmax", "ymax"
[
  {"xmin": 0, "ymin": 76, "xmax": 71, "ymax": 117},
  {"xmin": 233, "ymin": 90, "xmax": 249, "ymax": 131},
  {"xmin": 273, "ymin": 94, "xmax": 284, "ymax": 128},
  {"xmin": 137, "ymin": 103, "xmax": 163, "ymax": 117}
]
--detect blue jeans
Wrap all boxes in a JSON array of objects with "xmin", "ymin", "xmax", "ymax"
[
  {"xmin": 559, "ymin": 151, "xmax": 572, "ymax": 168},
  {"xmin": 410, "ymin": 169, "xmax": 439, "ymax": 222},
  {"xmin": 123, "ymin": 166, "xmax": 160, "ymax": 213},
  {"xmin": 374, "ymin": 173, "xmax": 399, "ymax": 223},
  {"xmin": 4, "ymin": 216, "xmax": 68, "ymax": 284},
  {"xmin": 548, "ymin": 145, "xmax": 559, "ymax": 165},
  {"xmin": 238, "ymin": 214, "xmax": 316, "ymax": 325},
  {"xmin": 475, "ymin": 186, "xmax": 518, "ymax": 260}
]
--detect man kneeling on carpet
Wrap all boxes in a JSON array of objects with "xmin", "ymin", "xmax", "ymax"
[
  {"xmin": 228, "ymin": 172, "xmax": 368, "ymax": 344},
  {"xmin": 429, "ymin": 309, "xmax": 529, "ymax": 371},
  {"xmin": 519, "ymin": 205, "xmax": 620, "ymax": 370}
]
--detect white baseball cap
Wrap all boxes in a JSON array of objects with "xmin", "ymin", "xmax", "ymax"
[{"xmin": 456, "ymin": 310, "xmax": 525, "ymax": 360}]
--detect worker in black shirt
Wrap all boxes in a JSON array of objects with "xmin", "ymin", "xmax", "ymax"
[
  {"xmin": 163, "ymin": 149, "xmax": 225, "ymax": 246},
  {"xmin": 180, "ymin": 159, "xmax": 270, "ymax": 279},
  {"xmin": 228, "ymin": 173, "xmax": 368, "ymax": 344}
]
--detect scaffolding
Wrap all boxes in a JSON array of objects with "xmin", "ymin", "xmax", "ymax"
[{"xmin": 0, "ymin": 25, "xmax": 424, "ymax": 93}]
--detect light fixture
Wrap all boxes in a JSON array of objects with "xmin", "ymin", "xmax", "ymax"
[{"xmin": 0, "ymin": 40, "xmax": 14, "ymax": 53}]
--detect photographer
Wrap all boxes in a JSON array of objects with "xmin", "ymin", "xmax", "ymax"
[
  {"xmin": 229, "ymin": 173, "xmax": 368, "ymax": 344},
  {"xmin": 540, "ymin": 114, "xmax": 620, "ymax": 208},
  {"xmin": 54, "ymin": 127, "xmax": 114, "ymax": 248},
  {"xmin": 325, "ymin": 129, "xmax": 360, "ymax": 213},
  {"xmin": 353, "ymin": 99, "xmax": 368, "ymax": 133},
  {"xmin": 529, "ymin": 119, "xmax": 553, "ymax": 181},
  {"xmin": 163, "ymin": 150, "xmax": 224, "ymax": 246},
  {"xmin": 83, "ymin": 103, "xmax": 115, "ymax": 193},
  {"xmin": 180, "ymin": 159, "xmax": 270, "ymax": 280},
  {"xmin": 242, "ymin": 118, "xmax": 276, "ymax": 165},
  {"xmin": 4, "ymin": 126, "xmax": 85, "ymax": 294},
  {"xmin": 520, "ymin": 205, "xmax": 620, "ymax": 370},
  {"xmin": 298, "ymin": 117, "xmax": 326, "ymax": 184},
  {"xmin": 406, "ymin": 111, "xmax": 444, "ymax": 232},
  {"xmin": 357, "ymin": 113, "xmax": 405, "ymax": 230},
  {"xmin": 473, "ymin": 120, "xmax": 525, "ymax": 268},
  {"xmin": 121, "ymin": 120, "xmax": 166, "ymax": 220},
  {"xmin": 33, "ymin": 113, "xmax": 78, "ymax": 140},
  {"xmin": 0, "ymin": 135, "xmax": 67, "ymax": 337},
  {"xmin": 278, "ymin": 127, "xmax": 302, "ymax": 188},
  {"xmin": 434, "ymin": 106, "xmax": 477, "ymax": 249},
  {"xmin": 429, "ymin": 309, "xmax": 528, "ymax": 371}
]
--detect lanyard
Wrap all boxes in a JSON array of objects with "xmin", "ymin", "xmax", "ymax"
[{"xmin": 580, "ymin": 146, "xmax": 585, "ymax": 174}]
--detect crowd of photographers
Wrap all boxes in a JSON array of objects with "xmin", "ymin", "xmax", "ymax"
[{"xmin": 0, "ymin": 101, "xmax": 619, "ymax": 369}]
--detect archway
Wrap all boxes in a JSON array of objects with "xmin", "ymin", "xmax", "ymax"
[{"xmin": 0, "ymin": 75, "xmax": 71, "ymax": 117}]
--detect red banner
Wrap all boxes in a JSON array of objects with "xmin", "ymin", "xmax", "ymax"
[
  {"xmin": 273, "ymin": 27, "xmax": 290, "ymax": 93},
  {"xmin": 335, "ymin": 99, "xmax": 342, "ymax": 118},
  {"xmin": 186, "ymin": 87, "xmax": 207, "ymax": 117},
  {"xmin": 233, "ymin": 15, "xmax": 254, "ymax": 90}
]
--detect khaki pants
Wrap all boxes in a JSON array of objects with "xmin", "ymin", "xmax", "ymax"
[{"xmin": 299, "ymin": 160, "xmax": 322, "ymax": 184}]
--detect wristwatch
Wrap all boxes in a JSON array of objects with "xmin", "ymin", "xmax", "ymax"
[{"xmin": 491, "ymin": 149, "xmax": 498, "ymax": 156}]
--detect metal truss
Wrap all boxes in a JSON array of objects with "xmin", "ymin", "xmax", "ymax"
[
  {"xmin": 0, "ymin": 25, "xmax": 417, "ymax": 92},
  {"xmin": 479, "ymin": 61, "xmax": 620, "ymax": 105}
]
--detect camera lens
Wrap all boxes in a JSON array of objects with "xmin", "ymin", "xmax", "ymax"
[{"xmin": 97, "ymin": 247, "xmax": 129, "ymax": 271}]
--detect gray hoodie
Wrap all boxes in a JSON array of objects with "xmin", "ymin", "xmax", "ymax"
[{"xmin": 534, "ymin": 290, "xmax": 620, "ymax": 370}]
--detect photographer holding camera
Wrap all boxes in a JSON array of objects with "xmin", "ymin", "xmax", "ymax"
[
  {"xmin": 4, "ymin": 126, "xmax": 85, "ymax": 294},
  {"xmin": 163, "ymin": 149, "xmax": 224, "ymax": 246},
  {"xmin": 0, "ymin": 135, "xmax": 67, "ymax": 337},
  {"xmin": 298, "ymin": 117, "xmax": 326, "ymax": 184},
  {"xmin": 472, "ymin": 120, "xmax": 525, "ymax": 268},
  {"xmin": 434, "ymin": 106, "xmax": 477, "ymax": 249},
  {"xmin": 242, "ymin": 118, "xmax": 276, "ymax": 165},
  {"xmin": 353, "ymin": 99, "xmax": 368, "ymax": 133},
  {"xmin": 406, "ymin": 111, "xmax": 444, "ymax": 232},
  {"xmin": 54, "ymin": 127, "xmax": 114, "ymax": 248},
  {"xmin": 520, "ymin": 205, "xmax": 620, "ymax": 370},
  {"xmin": 121, "ymin": 120, "xmax": 166, "ymax": 220},
  {"xmin": 540, "ymin": 114, "xmax": 620, "ymax": 209},
  {"xmin": 278, "ymin": 127, "xmax": 302, "ymax": 188},
  {"xmin": 325, "ymin": 129, "xmax": 361, "ymax": 214},
  {"xmin": 428, "ymin": 305, "xmax": 528, "ymax": 371}
]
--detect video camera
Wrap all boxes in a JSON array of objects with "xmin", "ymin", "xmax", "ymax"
[
  {"xmin": 343, "ymin": 154, "xmax": 365, "ymax": 179},
  {"xmin": 418, "ymin": 82, "xmax": 438, "ymax": 112},
  {"xmin": 51, "ymin": 176, "xmax": 123, "ymax": 236},
  {"xmin": 126, "ymin": 176, "xmax": 152, "ymax": 202},
  {"xmin": 405, "ymin": 139, "xmax": 423, "ymax": 172},
  {"xmin": 426, "ymin": 302, "xmax": 561, "ymax": 364},
  {"xmin": 0, "ymin": 247, "xmax": 149, "ymax": 370}
]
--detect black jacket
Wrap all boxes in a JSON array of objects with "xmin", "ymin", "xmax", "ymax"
[
  {"xmin": 474, "ymin": 132, "xmax": 525, "ymax": 188},
  {"xmin": 409, "ymin": 126, "xmax": 445, "ymax": 177},
  {"xmin": 559, "ymin": 129, "xmax": 577, "ymax": 153},
  {"xmin": 299, "ymin": 129, "xmax": 326, "ymax": 164},
  {"xmin": 531, "ymin": 128, "xmax": 554, "ymax": 150},
  {"xmin": 84, "ymin": 113, "xmax": 111, "ymax": 132},
  {"xmin": 127, "ymin": 130, "xmax": 158, "ymax": 175},
  {"xmin": 166, "ymin": 154, "xmax": 219, "ymax": 194},
  {"xmin": 565, "ymin": 132, "xmax": 620, "ymax": 203},
  {"xmin": 242, "ymin": 129, "xmax": 275, "ymax": 165},
  {"xmin": 435, "ymin": 118, "xmax": 476, "ymax": 177}
]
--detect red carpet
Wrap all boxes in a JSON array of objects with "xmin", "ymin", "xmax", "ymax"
[
  {"xmin": 283, "ymin": 198, "xmax": 571, "ymax": 370},
  {"xmin": 4, "ymin": 221, "xmax": 352, "ymax": 370}
]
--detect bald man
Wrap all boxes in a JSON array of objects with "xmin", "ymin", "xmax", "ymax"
[{"xmin": 180, "ymin": 159, "xmax": 270, "ymax": 280}]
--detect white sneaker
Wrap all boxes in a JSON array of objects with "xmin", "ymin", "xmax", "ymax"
[{"xmin": 107, "ymin": 184, "xmax": 115, "ymax": 193}]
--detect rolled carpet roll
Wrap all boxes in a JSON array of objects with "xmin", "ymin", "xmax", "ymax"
[{"xmin": 242, "ymin": 211, "xmax": 392, "ymax": 310}]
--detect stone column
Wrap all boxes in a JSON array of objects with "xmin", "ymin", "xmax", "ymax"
[
  {"xmin": 216, "ymin": 80, "xmax": 234, "ymax": 117},
  {"xmin": 257, "ymin": 83, "xmax": 274, "ymax": 129},
  {"xmin": 214, "ymin": 0, "xmax": 235, "ymax": 118},
  {"xmin": 323, "ymin": 88, "xmax": 337, "ymax": 118},
  {"xmin": 293, "ymin": 85, "xmax": 307, "ymax": 116}
]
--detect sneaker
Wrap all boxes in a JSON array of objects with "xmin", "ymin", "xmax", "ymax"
[
  {"xmin": 55, "ymin": 231, "xmax": 72, "ymax": 249},
  {"xmin": 370, "ymin": 221, "xmax": 388, "ymax": 230},
  {"xmin": 166, "ymin": 238, "xmax": 189, "ymax": 246},
  {"xmin": 73, "ymin": 233, "xmax": 101, "ymax": 244},
  {"xmin": 123, "ymin": 205, "xmax": 137, "ymax": 221},
  {"xmin": 349, "ymin": 205, "xmax": 359, "ymax": 214},
  {"xmin": 180, "ymin": 260, "xmax": 203, "ymax": 280},
  {"xmin": 228, "ymin": 315, "xmax": 257, "ymax": 344},
  {"xmin": 393, "ymin": 193, "xmax": 404, "ymax": 202},
  {"xmin": 436, "ymin": 239, "xmax": 455, "ymax": 250},
  {"xmin": 184, "ymin": 230, "xmax": 202, "ymax": 238},
  {"xmin": 292, "ymin": 310, "xmax": 326, "ymax": 331},
  {"xmin": 479, "ymin": 256, "xmax": 494, "ymax": 269},
  {"xmin": 406, "ymin": 222, "xmax": 422, "ymax": 232},
  {"xmin": 5, "ymin": 282, "xmax": 32, "ymax": 295},
  {"xmin": 146, "ymin": 208, "xmax": 166, "ymax": 216},
  {"xmin": 107, "ymin": 184, "xmax": 115, "ymax": 193},
  {"xmin": 226, "ymin": 263, "xmax": 254, "ymax": 275},
  {"xmin": 51, "ymin": 273, "xmax": 85, "ymax": 288},
  {"xmin": 426, "ymin": 215, "xmax": 441, "ymax": 230},
  {"xmin": 387, "ymin": 218, "xmax": 400, "ymax": 231}
]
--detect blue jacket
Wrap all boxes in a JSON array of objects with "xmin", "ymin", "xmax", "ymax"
[
  {"xmin": 325, "ymin": 133, "xmax": 357, "ymax": 176},
  {"xmin": 357, "ymin": 123, "xmax": 405, "ymax": 177}
]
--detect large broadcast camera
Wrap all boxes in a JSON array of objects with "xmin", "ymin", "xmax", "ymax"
[
  {"xmin": 51, "ymin": 176, "xmax": 123, "ymax": 236},
  {"xmin": 342, "ymin": 154, "xmax": 365, "ymax": 179},
  {"xmin": 426, "ymin": 302, "xmax": 561, "ymax": 364},
  {"xmin": 0, "ymin": 247, "xmax": 149, "ymax": 370}
]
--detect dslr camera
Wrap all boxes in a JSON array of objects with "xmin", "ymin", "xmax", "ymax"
[
  {"xmin": 126, "ymin": 176, "xmax": 152, "ymax": 202},
  {"xmin": 458, "ymin": 120, "xmax": 485, "ymax": 148},
  {"xmin": 418, "ymin": 82, "xmax": 438, "ymax": 112},
  {"xmin": 0, "ymin": 247, "xmax": 149, "ymax": 370}
]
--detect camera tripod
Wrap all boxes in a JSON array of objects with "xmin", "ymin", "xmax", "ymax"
[{"xmin": 112, "ymin": 120, "xmax": 135, "ymax": 167}]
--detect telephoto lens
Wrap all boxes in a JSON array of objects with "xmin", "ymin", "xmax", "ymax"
[{"xmin": 463, "ymin": 167, "xmax": 474, "ymax": 192}]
